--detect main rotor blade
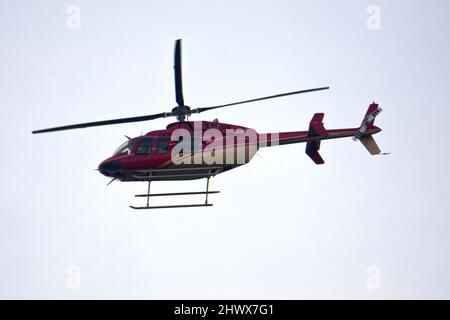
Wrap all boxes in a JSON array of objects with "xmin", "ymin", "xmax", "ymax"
[
  {"xmin": 174, "ymin": 39, "xmax": 184, "ymax": 106},
  {"xmin": 32, "ymin": 112, "xmax": 167, "ymax": 134},
  {"xmin": 193, "ymin": 86, "xmax": 330, "ymax": 114}
]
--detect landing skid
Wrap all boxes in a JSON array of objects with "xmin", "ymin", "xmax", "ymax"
[
  {"xmin": 130, "ymin": 203, "xmax": 213, "ymax": 209},
  {"xmin": 130, "ymin": 177, "xmax": 219, "ymax": 210}
]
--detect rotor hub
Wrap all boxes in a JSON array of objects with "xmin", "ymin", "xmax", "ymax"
[{"xmin": 171, "ymin": 105, "xmax": 192, "ymax": 122}]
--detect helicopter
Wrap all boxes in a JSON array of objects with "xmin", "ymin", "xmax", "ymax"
[{"xmin": 32, "ymin": 39, "xmax": 385, "ymax": 209}]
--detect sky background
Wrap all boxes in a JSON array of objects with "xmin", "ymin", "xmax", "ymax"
[{"xmin": 1, "ymin": 0, "xmax": 449, "ymax": 299}]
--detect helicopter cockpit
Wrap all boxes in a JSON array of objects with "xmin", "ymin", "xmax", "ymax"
[{"xmin": 113, "ymin": 139, "xmax": 135, "ymax": 156}]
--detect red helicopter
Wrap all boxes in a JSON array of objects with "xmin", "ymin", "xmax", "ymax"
[{"xmin": 33, "ymin": 39, "xmax": 385, "ymax": 209}]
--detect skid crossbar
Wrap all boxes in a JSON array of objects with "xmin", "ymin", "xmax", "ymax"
[
  {"xmin": 130, "ymin": 166, "xmax": 223, "ymax": 181},
  {"xmin": 135, "ymin": 191, "xmax": 220, "ymax": 197}
]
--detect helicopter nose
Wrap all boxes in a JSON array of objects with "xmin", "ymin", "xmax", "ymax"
[{"xmin": 98, "ymin": 161, "xmax": 123, "ymax": 177}]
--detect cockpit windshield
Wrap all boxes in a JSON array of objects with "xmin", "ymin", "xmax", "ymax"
[{"xmin": 113, "ymin": 139, "xmax": 135, "ymax": 156}]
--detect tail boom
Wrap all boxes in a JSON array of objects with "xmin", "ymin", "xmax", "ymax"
[{"xmin": 258, "ymin": 101, "xmax": 384, "ymax": 163}]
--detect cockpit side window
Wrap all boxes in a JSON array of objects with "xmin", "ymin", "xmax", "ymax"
[
  {"xmin": 113, "ymin": 139, "xmax": 135, "ymax": 156},
  {"xmin": 136, "ymin": 137, "xmax": 153, "ymax": 155},
  {"xmin": 157, "ymin": 136, "xmax": 170, "ymax": 153}
]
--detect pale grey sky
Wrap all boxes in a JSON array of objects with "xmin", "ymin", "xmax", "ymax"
[{"xmin": 1, "ymin": 0, "xmax": 449, "ymax": 299}]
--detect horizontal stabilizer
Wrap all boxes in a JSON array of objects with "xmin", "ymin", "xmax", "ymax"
[
  {"xmin": 305, "ymin": 113, "xmax": 328, "ymax": 164},
  {"xmin": 306, "ymin": 141, "xmax": 324, "ymax": 164},
  {"xmin": 308, "ymin": 113, "xmax": 328, "ymax": 136}
]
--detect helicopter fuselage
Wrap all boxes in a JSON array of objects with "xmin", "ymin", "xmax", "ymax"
[
  {"xmin": 98, "ymin": 120, "xmax": 260, "ymax": 181},
  {"xmin": 98, "ymin": 117, "xmax": 381, "ymax": 182}
]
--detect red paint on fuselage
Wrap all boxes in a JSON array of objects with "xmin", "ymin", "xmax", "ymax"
[{"xmin": 98, "ymin": 120, "xmax": 255, "ymax": 181}]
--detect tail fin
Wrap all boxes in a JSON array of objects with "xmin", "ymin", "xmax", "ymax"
[{"xmin": 354, "ymin": 102, "xmax": 383, "ymax": 155}]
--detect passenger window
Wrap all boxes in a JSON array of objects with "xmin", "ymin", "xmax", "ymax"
[
  {"xmin": 177, "ymin": 136, "xmax": 200, "ymax": 154},
  {"xmin": 177, "ymin": 136, "xmax": 184, "ymax": 156},
  {"xmin": 136, "ymin": 137, "xmax": 153, "ymax": 155},
  {"xmin": 157, "ymin": 137, "xmax": 170, "ymax": 153},
  {"xmin": 191, "ymin": 137, "xmax": 200, "ymax": 153}
]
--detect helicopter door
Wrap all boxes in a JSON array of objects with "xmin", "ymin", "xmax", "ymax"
[
  {"xmin": 134, "ymin": 137, "xmax": 153, "ymax": 167},
  {"xmin": 156, "ymin": 136, "xmax": 170, "ymax": 154},
  {"xmin": 136, "ymin": 137, "xmax": 153, "ymax": 155},
  {"xmin": 150, "ymin": 136, "xmax": 171, "ymax": 166}
]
